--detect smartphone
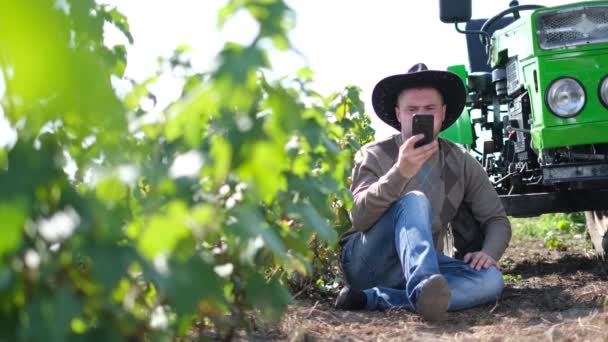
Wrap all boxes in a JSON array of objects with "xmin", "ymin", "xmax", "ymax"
[{"xmin": 412, "ymin": 114, "xmax": 434, "ymax": 148}]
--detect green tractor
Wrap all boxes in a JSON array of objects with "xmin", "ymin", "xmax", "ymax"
[{"xmin": 438, "ymin": 0, "xmax": 608, "ymax": 254}]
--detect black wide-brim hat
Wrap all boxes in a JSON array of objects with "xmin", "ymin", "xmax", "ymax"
[{"xmin": 371, "ymin": 63, "xmax": 466, "ymax": 132}]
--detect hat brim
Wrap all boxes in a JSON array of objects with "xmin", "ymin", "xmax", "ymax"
[{"xmin": 371, "ymin": 70, "xmax": 466, "ymax": 132}]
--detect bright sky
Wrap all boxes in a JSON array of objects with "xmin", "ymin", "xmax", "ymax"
[
  {"xmin": 0, "ymin": 0, "xmax": 581, "ymax": 148},
  {"xmin": 102, "ymin": 0, "xmax": 582, "ymax": 140}
]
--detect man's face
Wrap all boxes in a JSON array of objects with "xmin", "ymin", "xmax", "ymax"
[{"xmin": 394, "ymin": 87, "xmax": 446, "ymax": 139}]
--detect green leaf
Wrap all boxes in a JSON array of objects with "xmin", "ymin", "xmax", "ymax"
[
  {"xmin": 287, "ymin": 202, "xmax": 337, "ymax": 245},
  {"xmin": 164, "ymin": 83, "xmax": 214, "ymax": 145},
  {"xmin": 322, "ymin": 135, "xmax": 340, "ymax": 155},
  {"xmin": 244, "ymin": 272, "xmax": 291, "ymax": 323},
  {"xmin": 164, "ymin": 257, "xmax": 225, "ymax": 315},
  {"xmin": 70, "ymin": 317, "xmax": 87, "ymax": 334},
  {"xmin": 230, "ymin": 206, "xmax": 264, "ymax": 239},
  {"xmin": 296, "ymin": 67, "xmax": 314, "ymax": 81},
  {"xmin": 238, "ymin": 142, "xmax": 288, "ymax": 203},
  {"xmin": 110, "ymin": 45, "xmax": 127, "ymax": 77},
  {"xmin": 214, "ymin": 43, "xmax": 268, "ymax": 88},
  {"xmin": 262, "ymin": 79, "xmax": 304, "ymax": 141},
  {"xmin": 0, "ymin": 148, "xmax": 8, "ymax": 171},
  {"xmin": 346, "ymin": 85, "xmax": 365, "ymax": 114},
  {"xmin": 271, "ymin": 34, "xmax": 290, "ymax": 51},
  {"xmin": 291, "ymin": 153, "xmax": 311, "ymax": 177},
  {"xmin": 124, "ymin": 76, "xmax": 157, "ymax": 111},
  {"xmin": 89, "ymin": 245, "xmax": 138, "ymax": 289},
  {"xmin": 0, "ymin": 268, "xmax": 12, "ymax": 292},
  {"xmin": 95, "ymin": 177, "xmax": 127, "ymax": 205},
  {"xmin": 52, "ymin": 288, "xmax": 82, "ymax": 339},
  {"xmin": 0, "ymin": 312, "xmax": 18, "ymax": 341},
  {"xmin": 248, "ymin": 0, "xmax": 293, "ymax": 41},
  {"xmin": 217, "ymin": 0, "xmax": 242, "ymax": 29},
  {"xmin": 0, "ymin": 201, "xmax": 26, "ymax": 259},
  {"xmin": 137, "ymin": 201, "xmax": 191, "ymax": 259},
  {"xmin": 209, "ymin": 135, "xmax": 232, "ymax": 185},
  {"xmin": 104, "ymin": 7, "xmax": 134, "ymax": 44},
  {"xmin": 261, "ymin": 227, "xmax": 286, "ymax": 256},
  {"xmin": 22, "ymin": 288, "xmax": 81, "ymax": 342}
]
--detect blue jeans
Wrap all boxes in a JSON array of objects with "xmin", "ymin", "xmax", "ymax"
[{"xmin": 341, "ymin": 191, "xmax": 504, "ymax": 311}]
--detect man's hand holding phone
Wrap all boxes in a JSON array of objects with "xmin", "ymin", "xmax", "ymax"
[
  {"xmin": 412, "ymin": 114, "xmax": 435, "ymax": 148},
  {"xmin": 397, "ymin": 114, "xmax": 438, "ymax": 178}
]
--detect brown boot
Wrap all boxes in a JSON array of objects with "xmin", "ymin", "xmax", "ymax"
[
  {"xmin": 334, "ymin": 287, "xmax": 367, "ymax": 310},
  {"xmin": 415, "ymin": 274, "xmax": 451, "ymax": 321}
]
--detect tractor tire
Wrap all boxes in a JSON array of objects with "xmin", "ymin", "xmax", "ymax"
[{"xmin": 585, "ymin": 210, "xmax": 608, "ymax": 255}]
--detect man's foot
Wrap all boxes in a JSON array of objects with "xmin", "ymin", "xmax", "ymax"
[
  {"xmin": 415, "ymin": 274, "xmax": 451, "ymax": 322},
  {"xmin": 335, "ymin": 286, "xmax": 367, "ymax": 310}
]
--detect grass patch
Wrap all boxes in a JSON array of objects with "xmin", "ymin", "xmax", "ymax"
[{"xmin": 509, "ymin": 213, "xmax": 592, "ymax": 251}]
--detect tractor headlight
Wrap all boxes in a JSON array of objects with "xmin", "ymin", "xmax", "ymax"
[
  {"xmin": 546, "ymin": 77, "xmax": 586, "ymax": 118},
  {"xmin": 600, "ymin": 76, "xmax": 608, "ymax": 108}
]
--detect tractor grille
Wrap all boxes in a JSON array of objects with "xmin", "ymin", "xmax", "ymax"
[{"xmin": 537, "ymin": 5, "xmax": 608, "ymax": 49}]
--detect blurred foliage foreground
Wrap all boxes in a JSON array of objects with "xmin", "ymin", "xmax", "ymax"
[{"xmin": 0, "ymin": 0, "xmax": 374, "ymax": 340}]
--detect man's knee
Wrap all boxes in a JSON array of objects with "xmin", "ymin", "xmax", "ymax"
[
  {"xmin": 394, "ymin": 191, "xmax": 432, "ymax": 221},
  {"xmin": 364, "ymin": 192, "xmax": 430, "ymax": 241},
  {"xmin": 395, "ymin": 191, "xmax": 431, "ymax": 211},
  {"xmin": 480, "ymin": 266, "xmax": 505, "ymax": 300}
]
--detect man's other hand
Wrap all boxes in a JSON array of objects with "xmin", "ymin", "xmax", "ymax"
[
  {"xmin": 463, "ymin": 251, "xmax": 498, "ymax": 271},
  {"xmin": 397, "ymin": 135, "xmax": 438, "ymax": 178}
]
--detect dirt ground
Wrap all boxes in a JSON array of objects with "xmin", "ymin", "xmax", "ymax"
[{"xmin": 260, "ymin": 237, "xmax": 608, "ymax": 341}]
